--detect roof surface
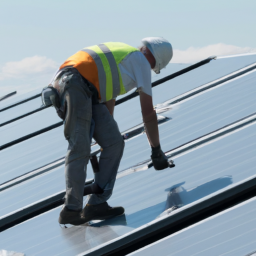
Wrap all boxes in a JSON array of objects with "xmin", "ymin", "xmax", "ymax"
[{"xmin": 0, "ymin": 55, "xmax": 256, "ymax": 255}]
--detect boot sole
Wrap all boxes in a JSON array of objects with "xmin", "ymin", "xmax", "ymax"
[
  {"xmin": 58, "ymin": 216, "xmax": 88, "ymax": 226},
  {"xmin": 84, "ymin": 211, "xmax": 125, "ymax": 223}
]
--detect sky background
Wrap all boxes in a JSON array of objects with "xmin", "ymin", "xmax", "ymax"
[{"xmin": 0, "ymin": 0, "xmax": 256, "ymax": 95}]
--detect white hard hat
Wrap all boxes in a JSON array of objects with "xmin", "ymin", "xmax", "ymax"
[{"xmin": 142, "ymin": 37, "xmax": 173, "ymax": 74}]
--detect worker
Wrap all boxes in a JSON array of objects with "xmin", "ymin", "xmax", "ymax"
[{"xmin": 41, "ymin": 37, "xmax": 173, "ymax": 226}]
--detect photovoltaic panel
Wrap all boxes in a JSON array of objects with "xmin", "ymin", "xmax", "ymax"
[
  {"xmin": 152, "ymin": 54, "xmax": 256, "ymax": 105},
  {"xmin": 0, "ymin": 97, "xmax": 42, "ymax": 126},
  {"xmin": 1, "ymin": 66, "xmax": 256, "ymax": 220},
  {"xmin": 1, "ymin": 55, "xmax": 256, "ymax": 148},
  {"xmin": 1, "ymin": 54, "xmax": 256, "ymax": 255},
  {"xmin": 0, "ymin": 112, "xmax": 255, "ymax": 255},
  {"xmin": 0, "ymin": 88, "xmax": 42, "ymax": 111},
  {"xmin": 0, "ymin": 111, "xmax": 150, "ymax": 186},
  {"xmin": 0, "ymin": 107, "xmax": 60, "ymax": 146},
  {"xmin": 129, "ymin": 196, "xmax": 256, "ymax": 256},
  {"xmin": 116, "ymin": 69, "xmax": 256, "ymax": 172},
  {"xmin": 0, "ymin": 127, "xmax": 68, "ymax": 185}
]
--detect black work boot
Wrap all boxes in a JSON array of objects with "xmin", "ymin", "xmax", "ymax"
[
  {"xmin": 58, "ymin": 206, "xmax": 86, "ymax": 225},
  {"xmin": 82, "ymin": 202, "xmax": 125, "ymax": 222}
]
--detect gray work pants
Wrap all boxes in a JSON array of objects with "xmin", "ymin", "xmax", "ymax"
[{"xmin": 59, "ymin": 70, "xmax": 124, "ymax": 211}]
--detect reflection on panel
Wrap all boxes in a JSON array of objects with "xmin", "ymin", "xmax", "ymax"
[
  {"xmin": 0, "ymin": 121, "xmax": 255, "ymax": 255},
  {"xmin": 152, "ymin": 55, "xmax": 256, "ymax": 105},
  {"xmin": 130, "ymin": 197, "xmax": 256, "ymax": 256}
]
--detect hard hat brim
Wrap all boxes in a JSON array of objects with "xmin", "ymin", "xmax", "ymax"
[{"xmin": 142, "ymin": 39, "xmax": 161, "ymax": 74}]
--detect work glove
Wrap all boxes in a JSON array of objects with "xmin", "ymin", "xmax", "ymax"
[{"xmin": 151, "ymin": 145, "xmax": 170, "ymax": 171}]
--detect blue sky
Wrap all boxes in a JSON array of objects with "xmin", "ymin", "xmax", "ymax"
[{"xmin": 0, "ymin": 0, "xmax": 256, "ymax": 95}]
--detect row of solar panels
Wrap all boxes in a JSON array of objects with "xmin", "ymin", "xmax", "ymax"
[
  {"xmin": 128, "ymin": 196, "xmax": 256, "ymax": 256},
  {"xmin": 0, "ymin": 54, "xmax": 256, "ymax": 255}
]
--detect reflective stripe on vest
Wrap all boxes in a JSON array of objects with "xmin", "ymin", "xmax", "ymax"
[{"xmin": 60, "ymin": 42, "xmax": 138, "ymax": 102}]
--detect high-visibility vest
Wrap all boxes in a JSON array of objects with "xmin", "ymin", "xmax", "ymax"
[{"xmin": 60, "ymin": 42, "xmax": 139, "ymax": 102}]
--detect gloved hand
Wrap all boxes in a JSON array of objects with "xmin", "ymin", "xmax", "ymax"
[{"xmin": 151, "ymin": 145, "xmax": 169, "ymax": 170}]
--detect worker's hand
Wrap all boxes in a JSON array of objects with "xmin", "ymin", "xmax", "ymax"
[
  {"xmin": 140, "ymin": 91, "xmax": 160, "ymax": 147},
  {"xmin": 151, "ymin": 145, "xmax": 169, "ymax": 170}
]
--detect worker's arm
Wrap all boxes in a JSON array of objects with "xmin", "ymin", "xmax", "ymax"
[
  {"xmin": 139, "ymin": 91, "xmax": 169, "ymax": 170},
  {"xmin": 139, "ymin": 91, "xmax": 159, "ymax": 147},
  {"xmin": 105, "ymin": 99, "xmax": 115, "ymax": 116}
]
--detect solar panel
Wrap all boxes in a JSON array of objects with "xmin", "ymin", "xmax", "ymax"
[
  {"xmin": 0, "ymin": 107, "xmax": 60, "ymax": 146},
  {"xmin": 1, "ymin": 112, "xmax": 254, "ymax": 226},
  {"xmin": 129, "ymin": 196, "xmax": 256, "ymax": 256},
  {"xmin": 152, "ymin": 54, "xmax": 256, "ymax": 105},
  {"xmin": 0, "ymin": 97, "xmax": 42, "ymax": 126},
  {"xmin": 0, "ymin": 107, "xmax": 255, "ymax": 256},
  {"xmin": 117, "ymin": 69, "xmax": 256, "ymax": 172},
  {"xmin": 2, "ymin": 55, "xmax": 255, "ymax": 149},
  {"xmin": 0, "ymin": 116, "xmax": 167, "ymax": 188},
  {"xmin": 0, "ymin": 60, "xmax": 255, "ymax": 222},
  {"xmin": 0, "ymin": 126, "xmax": 66, "ymax": 184},
  {"xmin": 0, "ymin": 54, "xmax": 256, "ymax": 255},
  {"xmin": 79, "ymin": 121, "xmax": 256, "ymax": 255},
  {"xmin": 0, "ymin": 88, "xmax": 42, "ymax": 111}
]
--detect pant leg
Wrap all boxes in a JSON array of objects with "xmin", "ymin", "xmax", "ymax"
[
  {"xmin": 88, "ymin": 104, "xmax": 125, "ymax": 205},
  {"xmin": 63, "ymin": 73, "xmax": 92, "ymax": 211}
]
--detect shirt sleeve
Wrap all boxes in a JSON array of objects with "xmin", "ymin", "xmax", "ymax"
[{"xmin": 130, "ymin": 52, "xmax": 152, "ymax": 97}]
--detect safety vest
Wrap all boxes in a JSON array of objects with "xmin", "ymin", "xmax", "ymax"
[{"xmin": 60, "ymin": 42, "xmax": 139, "ymax": 102}]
